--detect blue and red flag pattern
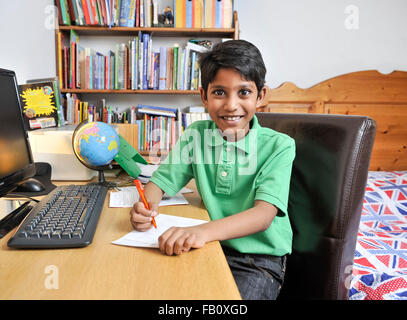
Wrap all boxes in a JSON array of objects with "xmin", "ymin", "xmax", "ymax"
[{"xmin": 349, "ymin": 171, "xmax": 407, "ymax": 300}]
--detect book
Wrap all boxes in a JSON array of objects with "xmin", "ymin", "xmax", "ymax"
[
  {"xmin": 204, "ymin": 0, "xmax": 215, "ymax": 28},
  {"xmin": 69, "ymin": 30, "xmax": 79, "ymax": 89},
  {"xmin": 215, "ymin": 0, "xmax": 222, "ymax": 28},
  {"xmin": 137, "ymin": 105, "xmax": 177, "ymax": 118},
  {"xmin": 186, "ymin": 0, "xmax": 192, "ymax": 28},
  {"xmin": 19, "ymin": 80, "xmax": 60, "ymax": 130},
  {"xmin": 119, "ymin": 0, "xmax": 136, "ymax": 27},
  {"xmin": 222, "ymin": 0, "xmax": 233, "ymax": 28},
  {"xmin": 59, "ymin": 0, "xmax": 72, "ymax": 25},
  {"xmin": 183, "ymin": 41, "xmax": 209, "ymax": 90},
  {"xmin": 174, "ymin": 0, "xmax": 186, "ymax": 28},
  {"xmin": 159, "ymin": 46, "xmax": 167, "ymax": 90},
  {"xmin": 142, "ymin": 33, "xmax": 149, "ymax": 89},
  {"xmin": 81, "ymin": 0, "xmax": 92, "ymax": 24},
  {"xmin": 193, "ymin": 0, "xmax": 203, "ymax": 28},
  {"xmin": 68, "ymin": 0, "xmax": 79, "ymax": 25}
]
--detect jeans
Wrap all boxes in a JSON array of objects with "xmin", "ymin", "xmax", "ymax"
[{"xmin": 222, "ymin": 246, "xmax": 287, "ymax": 300}]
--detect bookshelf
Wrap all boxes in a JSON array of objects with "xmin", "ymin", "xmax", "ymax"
[
  {"xmin": 54, "ymin": 2, "xmax": 239, "ymax": 158},
  {"xmin": 59, "ymin": 25, "xmax": 237, "ymax": 38},
  {"xmin": 55, "ymin": 11, "xmax": 239, "ymax": 95}
]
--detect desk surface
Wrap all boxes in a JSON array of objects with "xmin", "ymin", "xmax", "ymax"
[{"xmin": 0, "ymin": 181, "xmax": 241, "ymax": 300}]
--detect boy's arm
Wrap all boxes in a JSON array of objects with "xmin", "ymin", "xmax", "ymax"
[
  {"xmin": 158, "ymin": 200, "xmax": 277, "ymax": 255},
  {"xmin": 144, "ymin": 181, "xmax": 165, "ymax": 208},
  {"xmin": 201, "ymin": 200, "xmax": 278, "ymax": 242}
]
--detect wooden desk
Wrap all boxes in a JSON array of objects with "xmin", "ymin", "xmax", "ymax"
[{"xmin": 0, "ymin": 182, "xmax": 241, "ymax": 300}]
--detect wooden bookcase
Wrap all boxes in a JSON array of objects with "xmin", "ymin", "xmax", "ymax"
[{"xmin": 55, "ymin": 11, "xmax": 239, "ymax": 95}]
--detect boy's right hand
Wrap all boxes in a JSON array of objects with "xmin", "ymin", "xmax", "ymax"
[{"xmin": 130, "ymin": 201, "xmax": 159, "ymax": 231}]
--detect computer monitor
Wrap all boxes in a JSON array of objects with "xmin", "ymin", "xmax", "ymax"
[{"xmin": 0, "ymin": 68, "xmax": 36, "ymax": 198}]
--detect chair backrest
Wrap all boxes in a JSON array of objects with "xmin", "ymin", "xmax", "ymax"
[{"xmin": 256, "ymin": 112, "xmax": 377, "ymax": 300}]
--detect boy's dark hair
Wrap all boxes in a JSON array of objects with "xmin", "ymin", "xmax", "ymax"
[{"xmin": 199, "ymin": 40, "xmax": 266, "ymax": 96}]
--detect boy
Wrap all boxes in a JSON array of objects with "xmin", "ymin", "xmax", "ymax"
[{"xmin": 130, "ymin": 40, "xmax": 295, "ymax": 300}]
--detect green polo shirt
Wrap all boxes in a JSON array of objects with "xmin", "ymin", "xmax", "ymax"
[{"xmin": 150, "ymin": 115, "xmax": 295, "ymax": 256}]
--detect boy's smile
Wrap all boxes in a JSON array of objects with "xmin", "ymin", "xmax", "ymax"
[{"xmin": 200, "ymin": 68, "xmax": 266, "ymax": 141}]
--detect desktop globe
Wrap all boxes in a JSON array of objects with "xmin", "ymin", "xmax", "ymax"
[
  {"xmin": 73, "ymin": 121, "xmax": 119, "ymax": 168},
  {"xmin": 72, "ymin": 121, "xmax": 148, "ymax": 184}
]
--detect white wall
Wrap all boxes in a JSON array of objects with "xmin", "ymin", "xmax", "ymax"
[
  {"xmin": 0, "ymin": 0, "xmax": 56, "ymax": 84},
  {"xmin": 235, "ymin": 0, "xmax": 407, "ymax": 88}
]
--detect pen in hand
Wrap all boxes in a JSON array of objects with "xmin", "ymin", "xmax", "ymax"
[{"xmin": 134, "ymin": 179, "xmax": 157, "ymax": 229}]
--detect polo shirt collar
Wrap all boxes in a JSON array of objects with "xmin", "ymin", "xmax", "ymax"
[{"xmin": 206, "ymin": 115, "xmax": 260, "ymax": 154}]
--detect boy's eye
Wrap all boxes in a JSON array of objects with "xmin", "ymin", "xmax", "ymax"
[
  {"xmin": 213, "ymin": 89, "xmax": 225, "ymax": 96},
  {"xmin": 239, "ymin": 89, "xmax": 251, "ymax": 96}
]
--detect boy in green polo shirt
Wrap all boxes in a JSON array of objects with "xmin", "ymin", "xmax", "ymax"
[{"xmin": 130, "ymin": 40, "xmax": 295, "ymax": 300}]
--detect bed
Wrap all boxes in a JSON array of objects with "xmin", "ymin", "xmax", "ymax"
[
  {"xmin": 260, "ymin": 70, "xmax": 407, "ymax": 300},
  {"xmin": 349, "ymin": 171, "xmax": 407, "ymax": 300}
]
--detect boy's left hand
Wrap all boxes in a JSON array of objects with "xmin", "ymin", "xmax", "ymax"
[{"xmin": 158, "ymin": 225, "xmax": 207, "ymax": 255}]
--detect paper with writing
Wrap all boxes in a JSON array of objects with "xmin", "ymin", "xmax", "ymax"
[
  {"xmin": 112, "ymin": 214, "xmax": 208, "ymax": 248},
  {"xmin": 109, "ymin": 186, "xmax": 190, "ymax": 208}
]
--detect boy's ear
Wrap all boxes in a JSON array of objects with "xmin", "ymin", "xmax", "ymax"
[
  {"xmin": 256, "ymin": 87, "xmax": 267, "ymax": 108},
  {"xmin": 199, "ymin": 87, "xmax": 208, "ymax": 106}
]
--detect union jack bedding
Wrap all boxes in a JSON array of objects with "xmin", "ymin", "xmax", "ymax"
[{"xmin": 349, "ymin": 171, "xmax": 407, "ymax": 300}]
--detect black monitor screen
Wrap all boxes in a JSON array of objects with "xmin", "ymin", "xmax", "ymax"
[{"xmin": 0, "ymin": 69, "xmax": 35, "ymax": 196}]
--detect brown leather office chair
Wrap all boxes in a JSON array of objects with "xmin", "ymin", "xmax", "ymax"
[{"xmin": 256, "ymin": 112, "xmax": 377, "ymax": 300}]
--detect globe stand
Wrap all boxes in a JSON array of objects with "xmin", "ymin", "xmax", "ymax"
[
  {"xmin": 98, "ymin": 170, "xmax": 106, "ymax": 184},
  {"xmin": 93, "ymin": 165, "xmax": 117, "ymax": 189}
]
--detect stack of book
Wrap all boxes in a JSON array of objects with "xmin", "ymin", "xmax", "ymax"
[
  {"xmin": 56, "ymin": 0, "xmax": 233, "ymax": 28},
  {"xmin": 175, "ymin": 0, "xmax": 234, "ymax": 28},
  {"xmin": 134, "ymin": 104, "xmax": 211, "ymax": 151},
  {"xmin": 181, "ymin": 105, "xmax": 210, "ymax": 129},
  {"xmin": 56, "ymin": 0, "xmax": 173, "ymax": 27},
  {"xmin": 62, "ymin": 98, "xmax": 211, "ymax": 151},
  {"xmin": 65, "ymin": 95, "xmax": 130, "ymax": 124},
  {"xmin": 132, "ymin": 105, "xmax": 180, "ymax": 151},
  {"xmin": 58, "ymin": 30, "xmax": 211, "ymax": 91}
]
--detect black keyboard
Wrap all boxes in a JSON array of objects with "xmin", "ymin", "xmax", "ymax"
[{"xmin": 8, "ymin": 184, "xmax": 108, "ymax": 248}]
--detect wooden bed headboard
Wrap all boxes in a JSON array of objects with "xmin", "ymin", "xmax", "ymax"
[{"xmin": 258, "ymin": 70, "xmax": 407, "ymax": 171}]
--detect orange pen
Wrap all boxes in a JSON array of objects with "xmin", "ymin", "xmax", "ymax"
[{"xmin": 134, "ymin": 179, "xmax": 157, "ymax": 229}]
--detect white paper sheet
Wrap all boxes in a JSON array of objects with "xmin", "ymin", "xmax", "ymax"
[
  {"xmin": 112, "ymin": 214, "xmax": 207, "ymax": 248},
  {"xmin": 109, "ymin": 187, "xmax": 190, "ymax": 208}
]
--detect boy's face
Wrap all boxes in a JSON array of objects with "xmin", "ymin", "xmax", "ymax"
[{"xmin": 200, "ymin": 68, "xmax": 266, "ymax": 141}]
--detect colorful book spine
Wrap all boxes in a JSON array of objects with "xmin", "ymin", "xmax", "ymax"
[
  {"xmin": 81, "ymin": 0, "xmax": 92, "ymax": 24},
  {"xmin": 60, "ymin": 0, "xmax": 72, "ymax": 25},
  {"xmin": 174, "ymin": 0, "xmax": 186, "ymax": 28},
  {"xmin": 215, "ymin": 0, "xmax": 222, "ymax": 28},
  {"xmin": 159, "ymin": 47, "xmax": 167, "ymax": 90},
  {"xmin": 153, "ymin": 52, "xmax": 159, "ymax": 90},
  {"xmin": 186, "ymin": 0, "xmax": 193, "ymax": 28},
  {"xmin": 173, "ymin": 45, "xmax": 178, "ymax": 90},
  {"xmin": 119, "ymin": 0, "xmax": 130, "ymax": 26},
  {"xmin": 204, "ymin": 0, "xmax": 215, "ymax": 28},
  {"xmin": 193, "ymin": 0, "xmax": 203, "ymax": 28},
  {"xmin": 222, "ymin": 0, "xmax": 233, "ymax": 28},
  {"xmin": 142, "ymin": 33, "xmax": 149, "ymax": 90},
  {"xmin": 189, "ymin": 51, "xmax": 196, "ymax": 90},
  {"xmin": 90, "ymin": 0, "xmax": 100, "ymax": 24}
]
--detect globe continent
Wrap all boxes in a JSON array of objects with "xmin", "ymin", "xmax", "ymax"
[{"xmin": 74, "ymin": 122, "xmax": 119, "ymax": 167}]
